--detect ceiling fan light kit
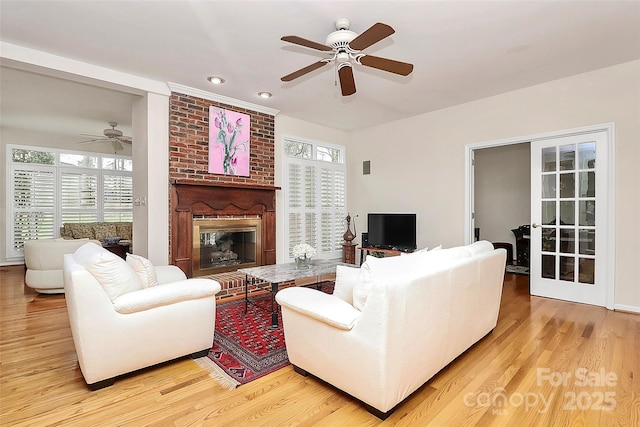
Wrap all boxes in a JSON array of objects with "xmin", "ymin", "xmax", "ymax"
[{"xmin": 281, "ymin": 18, "xmax": 414, "ymax": 96}]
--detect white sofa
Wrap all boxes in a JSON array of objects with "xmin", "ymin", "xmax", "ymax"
[
  {"xmin": 24, "ymin": 238, "xmax": 102, "ymax": 293},
  {"xmin": 63, "ymin": 243, "xmax": 221, "ymax": 389},
  {"xmin": 276, "ymin": 241, "xmax": 506, "ymax": 419}
]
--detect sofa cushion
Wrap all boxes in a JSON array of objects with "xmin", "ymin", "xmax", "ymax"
[
  {"xmin": 126, "ymin": 253, "xmax": 158, "ymax": 289},
  {"xmin": 73, "ymin": 242, "xmax": 141, "ymax": 300},
  {"xmin": 116, "ymin": 223, "xmax": 132, "ymax": 240},
  {"xmin": 93, "ymin": 223, "xmax": 117, "ymax": 242},
  {"xmin": 69, "ymin": 223, "xmax": 96, "ymax": 239}
]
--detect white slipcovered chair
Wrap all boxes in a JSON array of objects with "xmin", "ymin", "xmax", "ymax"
[
  {"xmin": 276, "ymin": 241, "xmax": 506, "ymax": 419},
  {"xmin": 63, "ymin": 242, "xmax": 221, "ymax": 390}
]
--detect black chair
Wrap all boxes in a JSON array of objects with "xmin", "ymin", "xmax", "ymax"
[{"xmin": 511, "ymin": 225, "xmax": 530, "ymax": 267}]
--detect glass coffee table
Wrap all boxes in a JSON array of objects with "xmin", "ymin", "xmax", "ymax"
[{"xmin": 239, "ymin": 258, "xmax": 349, "ymax": 329}]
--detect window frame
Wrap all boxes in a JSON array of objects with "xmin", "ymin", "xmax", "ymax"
[
  {"xmin": 6, "ymin": 144, "xmax": 133, "ymax": 260},
  {"xmin": 282, "ymin": 136, "xmax": 347, "ymax": 261}
]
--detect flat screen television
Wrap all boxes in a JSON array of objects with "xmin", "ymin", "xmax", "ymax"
[{"xmin": 367, "ymin": 213, "xmax": 417, "ymax": 252}]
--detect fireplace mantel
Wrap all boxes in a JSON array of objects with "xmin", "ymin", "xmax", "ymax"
[{"xmin": 170, "ymin": 180, "xmax": 280, "ymax": 277}]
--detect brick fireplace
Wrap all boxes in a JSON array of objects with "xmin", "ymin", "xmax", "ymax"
[
  {"xmin": 170, "ymin": 180, "xmax": 278, "ymax": 278},
  {"xmin": 168, "ymin": 91, "xmax": 277, "ymax": 294}
]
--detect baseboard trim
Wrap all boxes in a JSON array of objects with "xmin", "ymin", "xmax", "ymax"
[{"xmin": 614, "ymin": 304, "xmax": 640, "ymax": 314}]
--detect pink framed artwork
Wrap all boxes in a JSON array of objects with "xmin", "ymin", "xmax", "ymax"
[{"xmin": 209, "ymin": 107, "xmax": 250, "ymax": 176}]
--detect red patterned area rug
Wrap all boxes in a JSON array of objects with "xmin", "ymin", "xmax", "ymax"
[{"xmin": 195, "ymin": 281, "xmax": 334, "ymax": 389}]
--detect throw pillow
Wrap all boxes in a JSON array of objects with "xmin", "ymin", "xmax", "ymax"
[
  {"xmin": 333, "ymin": 265, "xmax": 360, "ymax": 304},
  {"xmin": 93, "ymin": 223, "xmax": 117, "ymax": 242},
  {"xmin": 126, "ymin": 253, "xmax": 159, "ymax": 289},
  {"xmin": 116, "ymin": 223, "xmax": 132, "ymax": 240},
  {"xmin": 73, "ymin": 242, "xmax": 141, "ymax": 300},
  {"xmin": 70, "ymin": 223, "xmax": 95, "ymax": 239},
  {"xmin": 352, "ymin": 260, "xmax": 374, "ymax": 311}
]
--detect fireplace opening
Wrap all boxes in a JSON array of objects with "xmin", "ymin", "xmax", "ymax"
[{"xmin": 192, "ymin": 218, "xmax": 262, "ymax": 276}]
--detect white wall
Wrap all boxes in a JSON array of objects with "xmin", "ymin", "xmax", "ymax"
[
  {"xmin": 274, "ymin": 114, "xmax": 351, "ymax": 262},
  {"xmin": 474, "ymin": 143, "xmax": 531, "ymax": 260},
  {"xmin": 348, "ymin": 60, "xmax": 640, "ymax": 310}
]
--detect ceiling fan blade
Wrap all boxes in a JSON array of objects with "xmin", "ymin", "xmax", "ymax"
[
  {"xmin": 76, "ymin": 138, "xmax": 105, "ymax": 144},
  {"xmin": 281, "ymin": 61, "xmax": 329, "ymax": 82},
  {"xmin": 79, "ymin": 133, "xmax": 104, "ymax": 138},
  {"xmin": 119, "ymin": 136, "xmax": 132, "ymax": 144},
  {"xmin": 281, "ymin": 35, "xmax": 333, "ymax": 52},
  {"xmin": 338, "ymin": 65, "xmax": 356, "ymax": 96},
  {"xmin": 359, "ymin": 55, "xmax": 414, "ymax": 76},
  {"xmin": 114, "ymin": 140, "xmax": 123, "ymax": 151},
  {"xmin": 349, "ymin": 22, "xmax": 395, "ymax": 51}
]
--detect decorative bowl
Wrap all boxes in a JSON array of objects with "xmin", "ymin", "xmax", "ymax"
[{"xmin": 103, "ymin": 236, "xmax": 122, "ymax": 245}]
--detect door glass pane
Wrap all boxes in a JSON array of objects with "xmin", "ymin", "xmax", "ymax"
[
  {"xmin": 560, "ymin": 256, "xmax": 575, "ymax": 281},
  {"xmin": 559, "ymin": 201, "xmax": 574, "ymax": 225},
  {"xmin": 559, "ymin": 144, "xmax": 575, "ymax": 170},
  {"xmin": 579, "ymin": 171, "xmax": 595, "ymax": 197},
  {"xmin": 542, "ymin": 147, "xmax": 556, "ymax": 172},
  {"xmin": 542, "ymin": 175, "xmax": 556, "ymax": 198},
  {"xmin": 559, "ymin": 229, "xmax": 575, "ymax": 253},
  {"xmin": 579, "ymin": 229, "xmax": 595, "ymax": 255},
  {"xmin": 579, "ymin": 258, "xmax": 595, "ymax": 284},
  {"xmin": 542, "ymin": 228, "xmax": 556, "ymax": 252},
  {"xmin": 560, "ymin": 173, "xmax": 575, "ymax": 198},
  {"xmin": 542, "ymin": 254, "xmax": 555, "ymax": 279},
  {"xmin": 579, "ymin": 201, "xmax": 595, "ymax": 226},
  {"xmin": 579, "ymin": 142, "xmax": 596, "ymax": 169},
  {"xmin": 542, "ymin": 201, "xmax": 556, "ymax": 225}
]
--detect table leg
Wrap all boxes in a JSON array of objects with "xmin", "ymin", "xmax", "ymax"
[
  {"xmin": 271, "ymin": 281, "xmax": 279, "ymax": 328},
  {"xmin": 244, "ymin": 274, "xmax": 249, "ymax": 314}
]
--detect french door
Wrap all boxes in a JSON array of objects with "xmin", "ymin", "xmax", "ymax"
[{"xmin": 530, "ymin": 131, "xmax": 609, "ymax": 307}]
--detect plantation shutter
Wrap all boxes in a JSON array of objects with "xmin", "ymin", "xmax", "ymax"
[
  {"xmin": 286, "ymin": 161, "xmax": 319, "ymax": 258},
  {"xmin": 320, "ymin": 166, "xmax": 346, "ymax": 255},
  {"xmin": 60, "ymin": 170, "xmax": 99, "ymax": 224},
  {"xmin": 103, "ymin": 174, "xmax": 133, "ymax": 221},
  {"xmin": 11, "ymin": 166, "xmax": 56, "ymax": 255}
]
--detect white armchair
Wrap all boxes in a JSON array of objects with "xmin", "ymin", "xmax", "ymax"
[
  {"xmin": 63, "ymin": 243, "xmax": 221, "ymax": 390},
  {"xmin": 276, "ymin": 241, "xmax": 506, "ymax": 419}
]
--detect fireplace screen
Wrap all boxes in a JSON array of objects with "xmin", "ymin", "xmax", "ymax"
[{"xmin": 192, "ymin": 218, "xmax": 262, "ymax": 276}]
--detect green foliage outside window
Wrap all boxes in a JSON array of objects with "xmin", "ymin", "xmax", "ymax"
[{"xmin": 12, "ymin": 149, "xmax": 55, "ymax": 165}]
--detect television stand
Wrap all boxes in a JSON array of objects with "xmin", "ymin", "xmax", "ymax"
[{"xmin": 358, "ymin": 247, "xmax": 407, "ymax": 265}]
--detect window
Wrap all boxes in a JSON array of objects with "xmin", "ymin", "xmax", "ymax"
[
  {"xmin": 283, "ymin": 137, "xmax": 346, "ymax": 260},
  {"xmin": 6, "ymin": 145, "xmax": 133, "ymax": 259}
]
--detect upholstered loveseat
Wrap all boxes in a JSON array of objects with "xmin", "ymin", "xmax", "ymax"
[
  {"xmin": 276, "ymin": 241, "xmax": 507, "ymax": 419},
  {"xmin": 60, "ymin": 222, "xmax": 132, "ymax": 245},
  {"xmin": 63, "ymin": 242, "xmax": 221, "ymax": 389}
]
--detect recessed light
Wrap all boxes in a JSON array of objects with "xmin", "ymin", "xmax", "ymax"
[
  {"xmin": 258, "ymin": 92, "xmax": 272, "ymax": 99},
  {"xmin": 207, "ymin": 76, "xmax": 225, "ymax": 85}
]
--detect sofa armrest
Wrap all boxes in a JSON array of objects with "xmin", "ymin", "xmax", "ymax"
[
  {"xmin": 112, "ymin": 279, "xmax": 221, "ymax": 314},
  {"xmin": 155, "ymin": 265, "xmax": 188, "ymax": 284},
  {"xmin": 276, "ymin": 287, "xmax": 360, "ymax": 330}
]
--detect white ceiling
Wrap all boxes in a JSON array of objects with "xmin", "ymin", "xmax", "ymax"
[{"xmin": 1, "ymin": 0, "xmax": 639, "ymax": 137}]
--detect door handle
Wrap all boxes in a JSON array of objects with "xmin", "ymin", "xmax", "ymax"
[{"xmin": 532, "ymin": 223, "xmax": 541, "ymax": 228}]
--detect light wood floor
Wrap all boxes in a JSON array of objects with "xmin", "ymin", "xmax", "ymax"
[{"xmin": 1, "ymin": 265, "xmax": 638, "ymax": 426}]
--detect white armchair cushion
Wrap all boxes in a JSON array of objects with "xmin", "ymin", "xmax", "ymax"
[
  {"xmin": 276, "ymin": 287, "xmax": 360, "ymax": 330},
  {"xmin": 126, "ymin": 253, "xmax": 158, "ymax": 288},
  {"xmin": 73, "ymin": 242, "xmax": 141, "ymax": 300},
  {"xmin": 333, "ymin": 265, "xmax": 360, "ymax": 304},
  {"xmin": 112, "ymin": 279, "xmax": 221, "ymax": 314}
]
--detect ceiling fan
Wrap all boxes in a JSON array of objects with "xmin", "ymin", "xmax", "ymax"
[
  {"xmin": 77, "ymin": 122, "xmax": 132, "ymax": 151},
  {"xmin": 281, "ymin": 18, "xmax": 414, "ymax": 96}
]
